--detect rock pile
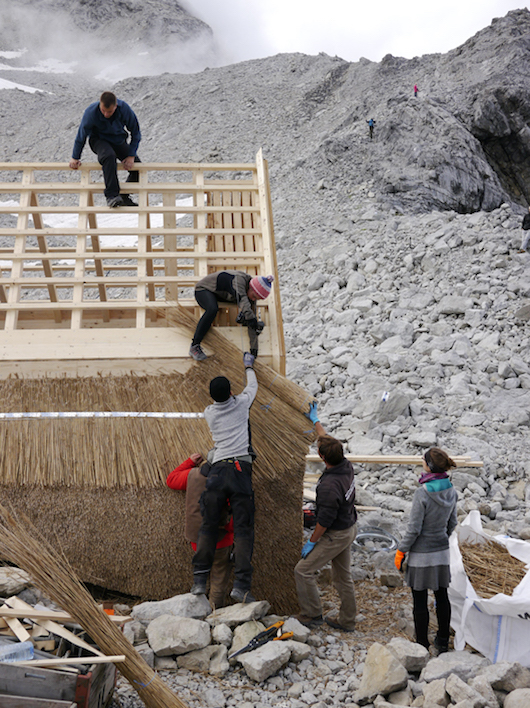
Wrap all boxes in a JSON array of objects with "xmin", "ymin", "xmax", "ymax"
[{"xmin": 113, "ymin": 591, "xmax": 530, "ymax": 708}]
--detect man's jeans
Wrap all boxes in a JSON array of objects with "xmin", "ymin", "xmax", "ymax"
[{"xmin": 89, "ymin": 136, "xmax": 140, "ymax": 198}]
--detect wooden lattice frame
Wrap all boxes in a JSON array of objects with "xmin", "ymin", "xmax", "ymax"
[{"xmin": 0, "ymin": 149, "xmax": 285, "ymax": 375}]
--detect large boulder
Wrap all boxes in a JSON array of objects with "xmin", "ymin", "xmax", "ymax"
[
  {"xmin": 146, "ymin": 615, "xmax": 211, "ymax": 656},
  {"xmin": 354, "ymin": 642, "xmax": 408, "ymax": 704}
]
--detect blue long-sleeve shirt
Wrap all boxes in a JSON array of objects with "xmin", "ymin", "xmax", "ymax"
[{"xmin": 72, "ymin": 99, "xmax": 141, "ymax": 160}]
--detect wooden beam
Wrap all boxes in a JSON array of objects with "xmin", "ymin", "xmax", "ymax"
[{"xmin": 11, "ymin": 655, "xmax": 125, "ymax": 667}]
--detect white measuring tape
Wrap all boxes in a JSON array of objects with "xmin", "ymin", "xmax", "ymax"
[{"xmin": 0, "ymin": 412, "xmax": 204, "ymax": 420}]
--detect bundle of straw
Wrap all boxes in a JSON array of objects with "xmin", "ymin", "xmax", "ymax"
[
  {"xmin": 161, "ymin": 303, "xmax": 315, "ymax": 414},
  {"xmin": 460, "ymin": 539, "xmax": 527, "ymax": 598},
  {"xmin": 160, "ymin": 304, "xmax": 316, "ymax": 482},
  {"xmin": 0, "ymin": 504, "xmax": 188, "ymax": 708}
]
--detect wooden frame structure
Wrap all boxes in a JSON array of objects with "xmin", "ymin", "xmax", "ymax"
[{"xmin": 0, "ymin": 149, "xmax": 284, "ymax": 376}]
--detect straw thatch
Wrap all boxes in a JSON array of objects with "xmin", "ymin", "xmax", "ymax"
[
  {"xmin": 0, "ymin": 306, "xmax": 314, "ymax": 611},
  {"xmin": 0, "ymin": 504, "xmax": 188, "ymax": 708},
  {"xmin": 460, "ymin": 539, "xmax": 527, "ymax": 598}
]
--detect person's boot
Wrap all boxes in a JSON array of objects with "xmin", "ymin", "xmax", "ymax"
[
  {"xmin": 433, "ymin": 636, "xmax": 449, "ymax": 654},
  {"xmin": 230, "ymin": 587, "xmax": 256, "ymax": 604}
]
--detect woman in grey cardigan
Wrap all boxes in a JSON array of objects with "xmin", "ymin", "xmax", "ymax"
[{"xmin": 394, "ymin": 448, "xmax": 458, "ymax": 653}]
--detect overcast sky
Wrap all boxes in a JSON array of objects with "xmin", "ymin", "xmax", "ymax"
[{"xmin": 184, "ymin": 1, "xmax": 527, "ymax": 65}]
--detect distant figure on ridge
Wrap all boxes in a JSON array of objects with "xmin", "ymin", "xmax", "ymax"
[
  {"xmin": 367, "ymin": 118, "xmax": 376, "ymax": 140},
  {"xmin": 69, "ymin": 91, "xmax": 141, "ymax": 208},
  {"xmin": 519, "ymin": 206, "xmax": 530, "ymax": 253},
  {"xmin": 414, "ymin": 84, "xmax": 419, "ymax": 97},
  {"xmin": 189, "ymin": 271, "xmax": 274, "ymax": 361}
]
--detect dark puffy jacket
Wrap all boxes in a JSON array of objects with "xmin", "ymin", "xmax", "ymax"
[{"xmin": 316, "ymin": 458, "xmax": 357, "ymax": 530}]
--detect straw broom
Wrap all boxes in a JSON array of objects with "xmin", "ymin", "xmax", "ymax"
[{"xmin": 0, "ymin": 504, "xmax": 189, "ymax": 708}]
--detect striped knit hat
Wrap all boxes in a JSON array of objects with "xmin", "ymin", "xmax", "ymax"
[{"xmin": 249, "ymin": 275, "xmax": 274, "ymax": 299}]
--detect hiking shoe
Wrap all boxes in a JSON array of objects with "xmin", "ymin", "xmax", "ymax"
[
  {"xmin": 294, "ymin": 613, "xmax": 323, "ymax": 628},
  {"xmin": 121, "ymin": 194, "xmax": 137, "ymax": 207},
  {"xmin": 230, "ymin": 588, "xmax": 256, "ymax": 604},
  {"xmin": 189, "ymin": 344, "xmax": 207, "ymax": 361},
  {"xmin": 190, "ymin": 582, "xmax": 207, "ymax": 596},
  {"xmin": 324, "ymin": 614, "xmax": 355, "ymax": 632},
  {"xmin": 106, "ymin": 195, "xmax": 124, "ymax": 208}
]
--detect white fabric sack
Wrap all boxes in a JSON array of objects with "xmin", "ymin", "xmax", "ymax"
[{"xmin": 449, "ymin": 510, "xmax": 530, "ymax": 666}]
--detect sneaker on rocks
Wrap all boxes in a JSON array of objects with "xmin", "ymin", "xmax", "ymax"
[{"xmin": 189, "ymin": 344, "xmax": 207, "ymax": 361}]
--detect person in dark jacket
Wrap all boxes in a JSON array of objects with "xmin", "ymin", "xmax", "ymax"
[
  {"xmin": 166, "ymin": 452, "xmax": 233, "ymax": 608},
  {"xmin": 69, "ymin": 91, "xmax": 141, "ymax": 208},
  {"xmin": 394, "ymin": 447, "xmax": 458, "ymax": 653},
  {"xmin": 189, "ymin": 270, "xmax": 274, "ymax": 361},
  {"xmin": 294, "ymin": 403, "xmax": 357, "ymax": 631}
]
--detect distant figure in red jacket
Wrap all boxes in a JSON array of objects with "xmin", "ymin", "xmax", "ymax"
[
  {"xmin": 414, "ymin": 84, "xmax": 419, "ymax": 97},
  {"xmin": 166, "ymin": 453, "xmax": 233, "ymax": 608}
]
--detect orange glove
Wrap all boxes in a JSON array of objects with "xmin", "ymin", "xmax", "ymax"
[{"xmin": 394, "ymin": 550, "xmax": 406, "ymax": 571}]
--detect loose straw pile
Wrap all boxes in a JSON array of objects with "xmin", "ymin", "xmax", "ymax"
[
  {"xmin": 0, "ymin": 504, "xmax": 188, "ymax": 708},
  {"xmin": 460, "ymin": 539, "xmax": 527, "ymax": 598}
]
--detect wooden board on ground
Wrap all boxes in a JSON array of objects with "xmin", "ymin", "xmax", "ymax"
[{"xmin": 0, "ymin": 697, "xmax": 76, "ymax": 708}]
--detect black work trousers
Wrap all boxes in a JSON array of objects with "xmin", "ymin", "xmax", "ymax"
[
  {"xmin": 89, "ymin": 136, "xmax": 141, "ymax": 198},
  {"xmin": 411, "ymin": 587, "xmax": 451, "ymax": 648},
  {"xmin": 192, "ymin": 289, "xmax": 220, "ymax": 346},
  {"xmin": 193, "ymin": 460, "xmax": 255, "ymax": 591}
]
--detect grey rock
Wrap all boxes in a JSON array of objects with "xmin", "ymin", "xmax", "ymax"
[
  {"xmin": 445, "ymin": 673, "xmax": 487, "ymax": 708},
  {"xmin": 355, "ymin": 643, "xmax": 408, "ymax": 704},
  {"xmin": 386, "ymin": 637, "xmax": 429, "ymax": 673},
  {"xmin": 135, "ymin": 642, "xmax": 155, "ymax": 669},
  {"xmin": 482, "ymin": 662, "xmax": 530, "ymax": 692},
  {"xmin": 422, "ymin": 678, "xmax": 450, "ymax": 706},
  {"xmin": 206, "ymin": 601, "xmax": 270, "ymax": 627},
  {"xmin": 504, "ymin": 689, "xmax": 530, "ymax": 708},
  {"xmin": 239, "ymin": 640, "xmax": 291, "ymax": 682},
  {"xmin": 420, "ymin": 652, "xmax": 490, "ymax": 683},
  {"xmin": 146, "ymin": 614, "xmax": 211, "ymax": 656},
  {"xmin": 211, "ymin": 623, "xmax": 233, "ymax": 646},
  {"xmin": 131, "ymin": 593, "xmax": 211, "ymax": 624},
  {"xmin": 0, "ymin": 568, "xmax": 31, "ymax": 596}
]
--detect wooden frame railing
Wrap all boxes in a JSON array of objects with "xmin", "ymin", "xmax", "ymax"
[{"xmin": 0, "ymin": 150, "xmax": 285, "ymax": 375}]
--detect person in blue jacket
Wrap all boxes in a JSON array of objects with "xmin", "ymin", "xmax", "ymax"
[{"xmin": 69, "ymin": 91, "xmax": 141, "ymax": 208}]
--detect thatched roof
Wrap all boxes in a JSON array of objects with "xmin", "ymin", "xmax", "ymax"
[{"xmin": 0, "ymin": 307, "xmax": 314, "ymax": 612}]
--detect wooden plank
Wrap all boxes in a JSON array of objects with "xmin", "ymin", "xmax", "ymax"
[
  {"xmin": 0, "ymin": 205, "xmax": 258, "ymax": 215},
  {"xmin": 86, "ymin": 191, "xmax": 110, "ymax": 322},
  {"xmin": 256, "ymin": 149, "xmax": 285, "ymax": 374},
  {"xmin": 0, "ymin": 161, "xmax": 256, "ymax": 171},
  {"xmin": 5, "ymin": 599, "xmax": 103, "ymax": 658},
  {"xmin": 0, "ymin": 227, "xmax": 262, "ymax": 237},
  {"xmin": 0, "ymin": 608, "xmax": 131, "ymax": 624},
  {"xmin": 30, "ymin": 193, "xmax": 62, "ymax": 323},
  {"xmin": 305, "ymin": 454, "xmax": 482, "ymax": 467},
  {"xmin": 0, "ymin": 250, "xmax": 263, "ymax": 262},
  {"xmin": 0, "ymin": 695, "xmax": 77, "ymax": 708},
  {"xmin": 4, "ymin": 169, "xmax": 32, "ymax": 331},
  {"xmin": 11, "ymin": 655, "xmax": 125, "ymax": 668}
]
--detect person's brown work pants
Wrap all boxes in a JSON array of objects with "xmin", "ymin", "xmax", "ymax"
[
  {"xmin": 294, "ymin": 525, "xmax": 357, "ymax": 628},
  {"xmin": 208, "ymin": 545, "xmax": 232, "ymax": 609}
]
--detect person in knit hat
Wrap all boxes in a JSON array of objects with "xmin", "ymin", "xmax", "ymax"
[{"xmin": 189, "ymin": 270, "xmax": 274, "ymax": 361}]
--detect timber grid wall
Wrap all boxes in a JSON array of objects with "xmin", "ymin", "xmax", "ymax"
[{"xmin": 0, "ymin": 149, "xmax": 285, "ymax": 376}]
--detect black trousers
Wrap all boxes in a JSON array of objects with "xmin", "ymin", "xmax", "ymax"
[
  {"xmin": 193, "ymin": 460, "xmax": 255, "ymax": 591},
  {"xmin": 89, "ymin": 136, "xmax": 141, "ymax": 198},
  {"xmin": 192, "ymin": 289, "xmax": 220, "ymax": 346},
  {"xmin": 411, "ymin": 587, "xmax": 451, "ymax": 648}
]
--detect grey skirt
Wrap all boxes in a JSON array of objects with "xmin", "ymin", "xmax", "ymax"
[{"xmin": 405, "ymin": 564, "xmax": 450, "ymax": 591}]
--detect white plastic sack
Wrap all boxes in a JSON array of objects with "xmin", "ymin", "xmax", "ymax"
[{"xmin": 449, "ymin": 510, "xmax": 530, "ymax": 666}]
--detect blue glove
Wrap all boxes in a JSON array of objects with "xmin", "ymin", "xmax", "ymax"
[
  {"xmin": 301, "ymin": 540, "xmax": 316, "ymax": 558},
  {"xmin": 243, "ymin": 351, "xmax": 255, "ymax": 369},
  {"xmin": 305, "ymin": 402, "xmax": 319, "ymax": 425}
]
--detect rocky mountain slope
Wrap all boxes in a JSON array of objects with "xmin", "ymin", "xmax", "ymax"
[{"xmin": 1, "ymin": 6, "xmax": 530, "ymax": 707}]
